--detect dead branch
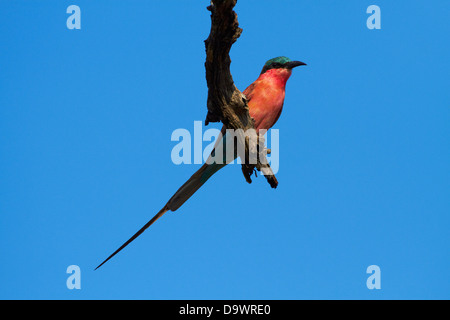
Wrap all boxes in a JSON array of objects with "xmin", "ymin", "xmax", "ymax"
[{"xmin": 204, "ymin": 0, "xmax": 278, "ymax": 188}]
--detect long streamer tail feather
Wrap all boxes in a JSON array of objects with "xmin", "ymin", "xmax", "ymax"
[
  {"xmin": 95, "ymin": 162, "xmax": 224, "ymax": 270},
  {"xmin": 166, "ymin": 162, "xmax": 225, "ymax": 211},
  {"xmin": 94, "ymin": 205, "xmax": 169, "ymax": 270}
]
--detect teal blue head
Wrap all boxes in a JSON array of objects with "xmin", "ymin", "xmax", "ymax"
[{"xmin": 261, "ymin": 56, "xmax": 306, "ymax": 74}]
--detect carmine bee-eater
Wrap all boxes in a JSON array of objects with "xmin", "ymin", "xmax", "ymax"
[{"xmin": 95, "ymin": 56, "xmax": 306, "ymax": 269}]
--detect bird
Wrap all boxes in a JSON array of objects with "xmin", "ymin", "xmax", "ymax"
[{"xmin": 95, "ymin": 56, "xmax": 306, "ymax": 269}]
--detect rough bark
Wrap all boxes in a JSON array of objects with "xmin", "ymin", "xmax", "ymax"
[{"xmin": 204, "ymin": 0, "xmax": 278, "ymax": 188}]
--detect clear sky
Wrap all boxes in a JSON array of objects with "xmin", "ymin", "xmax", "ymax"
[{"xmin": 0, "ymin": 0, "xmax": 449, "ymax": 299}]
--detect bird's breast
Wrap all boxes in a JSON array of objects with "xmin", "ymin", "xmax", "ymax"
[{"xmin": 248, "ymin": 80, "xmax": 286, "ymax": 130}]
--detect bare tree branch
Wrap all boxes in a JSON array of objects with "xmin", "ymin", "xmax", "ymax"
[{"xmin": 204, "ymin": 0, "xmax": 278, "ymax": 188}]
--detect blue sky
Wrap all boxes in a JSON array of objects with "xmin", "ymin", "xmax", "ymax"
[{"xmin": 0, "ymin": 0, "xmax": 449, "ymax": 299}]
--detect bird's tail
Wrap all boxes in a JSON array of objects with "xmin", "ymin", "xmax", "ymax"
[
  {"xmin": 166, "ymin": 162, "xmax": 225, "ymax": 211},
  {"xmin": 94, "ymin": 205, "xmax": 169, "ymax": 270},
  {"xmin": 95, "ymin": 162, "xmax": 225, "ymax": 270}
]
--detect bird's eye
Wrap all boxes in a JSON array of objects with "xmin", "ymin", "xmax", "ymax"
[{"xmin": 271, "ymin": 63, "xmax": 281, "ymax": 68}]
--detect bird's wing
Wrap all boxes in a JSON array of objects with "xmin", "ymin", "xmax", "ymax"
[{"xmin": 243, "ymin": 82, "xmax": 256, "ymax": 102}]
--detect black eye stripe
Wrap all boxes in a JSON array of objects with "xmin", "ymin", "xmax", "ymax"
[{"xmin": 260, "ymin": 61, "xmax": 286, "ymax": 74}]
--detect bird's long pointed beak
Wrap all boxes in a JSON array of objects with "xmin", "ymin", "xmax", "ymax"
[{"xmin": 287, "ymin": 61, "xmax": 307, "ymax": 69}]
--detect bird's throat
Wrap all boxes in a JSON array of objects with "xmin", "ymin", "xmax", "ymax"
[{"xmin": 260, "ymin": 68, "xmax": 292, "ymax": 87}]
